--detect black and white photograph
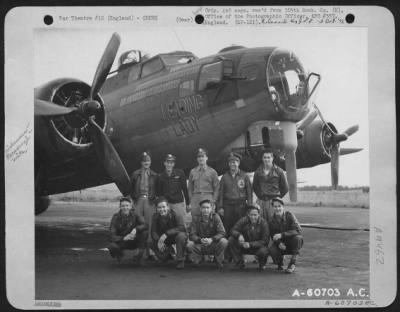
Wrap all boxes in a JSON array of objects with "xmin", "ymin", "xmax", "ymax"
[{"xmin": 4, "ymin": 6, "xmax": 396, "ymax": 309}]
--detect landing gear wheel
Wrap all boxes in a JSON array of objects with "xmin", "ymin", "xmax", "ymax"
[{"xmin": 35, "ymin": 196, "xmax": 50, "ymax": 215}]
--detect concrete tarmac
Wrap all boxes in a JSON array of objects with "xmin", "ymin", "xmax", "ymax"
[{"xmin": 35, "ymin": 202, "xmax": 369, "ymax": 301}]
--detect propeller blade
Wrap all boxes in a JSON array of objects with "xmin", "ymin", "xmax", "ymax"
[
  {"xmin": 35, "ymin": 99, "xmax": 77, "ymax": 116},
  {"xmin": 340, "ymin": 147, "xmax": 363, "ymax": 155},
  {"xmin": 332, "ymin": 124, "xmax": 360, "ymax": 144},
  {"xmin": 90, "ymin": 33, "xmax": 121, "ymax": 100},
  {"xmin": 330, "ymin": 144, "xmax": 340, "ymax": 189},
  {"xmin": 344, "ymin": 124, "xmax": 359, "ymax": 137},
  {"xmin": 296, "ymin": 108, "xmax": 318, "ymax": 131},
  {"xmin": 87, "ymin": 117, "xmax": 131, "ymax": 196},
  {"xmin": 285, "ymin": 150, "xmax": 298, "ymax": 202}
]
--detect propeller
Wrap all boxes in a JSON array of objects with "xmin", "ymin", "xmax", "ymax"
[
  {"xmin": 90, "ymin": 33, "xmax": 121, "ymax": 101},
  {"xmin": 340, "ymin": 147, "xmax": 363, "ymax": 155},
  {"xmin": 296, "ymin": 107, "xmax": 318, "ymax": 131},
  {"xmin": 87, "ymin": 117, "xmax": 131, "ymax": 195},
  {"xmin": 35, "ymin": 33, "xmax": 131, "ymax": 196},
  {"xmin": 314, "ymin": 105, "xmax": 359, "ymax": 189},
  {"xmin": 35, "ymin": 99, "xmax": 77, "ymax": 116}
]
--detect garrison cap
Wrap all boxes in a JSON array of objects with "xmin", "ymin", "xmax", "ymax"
[
  {"xmin": 165, "ymin": 154, "xmax": 176, "ymax": 161},
  {"xmin": 197, "ymin": 148, "xmax": 208, "ymax": 157},
  {"xmin": 141, "ymin": 151, "xmax": 151, "ymax": 161},
  {"xmin": 271, "ymin": 197, "xmax": 284, "ymax": 206},
  {"xmin": 228, "ymin": 152, "xmax": 242, "ymax": 162}
]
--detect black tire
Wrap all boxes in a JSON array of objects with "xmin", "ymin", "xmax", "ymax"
[{"xmin": 35, "ymin": 196, "xmax": 50, "ymax": 215}]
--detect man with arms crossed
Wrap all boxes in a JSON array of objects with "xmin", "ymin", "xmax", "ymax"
[
  {"xmin": 187, "ymin": 199, "xmax": 228, "ymax": 268},
  {"xmin": 108, "ymin": 197, "xmax": 149, "ymax": 265}
]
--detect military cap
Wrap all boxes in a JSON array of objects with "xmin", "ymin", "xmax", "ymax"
[
  {"xmin": 271, "ymin": 197, "xmax": 284, "ymax": 206},
  {"xmin": 228, "ymin": 152, "xmax": 242, "ymax": 162},
  {"xmin": 165, "ymin": 154, "xmax": 176, "ymax": 161},
  {"xmin": 141, "ymin": 151, "xmax": 151, "ymax": 161},
  {"xmin": 197, "ymin": 147, "xmax": 208, "ymax": 156}
]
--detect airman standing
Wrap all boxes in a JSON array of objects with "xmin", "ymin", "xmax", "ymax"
[
  {"xmin": 253, "ymin": 148, "xmax": 288, "ymax": 222},
  {"xmin": 130, "ymin": 151, "xmax": 158, "ymax": 259},
  {"xmin": 188, "ymin": 148, "xmax": 219, "ymax": 221},
  {"xmin": 218, "ymin": 152, "xmax": 253, "ymax": 237},
  {"xmin": 155, "ymin": 153, "xmax": 190, "ymax": 221}
]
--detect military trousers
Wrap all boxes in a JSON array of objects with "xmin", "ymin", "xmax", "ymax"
[
  {"xmin": 186, "ymin": 238, "xmax": 228, "ymax": 265},
  {"xmin": 269, "ymin": 234, "xmax": 304, "ymax": 265},
  {"xmin": 228, "ymin": 236, "xmax": 269, "ymax": 265},
  {"xmin": 149, "ymin": 232, "xmax": 187, "ymax": 262},
  {"xmin": 108, "ymin": 230, "xmax": 148, "ymax": 258}
]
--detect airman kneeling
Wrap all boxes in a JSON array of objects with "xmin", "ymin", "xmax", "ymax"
[
  {"xmin": 228, "ymin": 204, "xmax": 270, "ymax": 270},
  {"xmin": 186, "ymin": 199, "xmax": 228, "ymax": 268},
  {"xmin": 149, "ymin": 197, "xmax": 188, "ymax": 269},
  {"xmin": 108, "ymin": 197, "xmax": 149, "ymax": 265}
]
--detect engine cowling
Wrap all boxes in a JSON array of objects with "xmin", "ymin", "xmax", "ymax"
[
  {"xmin": 35, "ymin": 78, "xmax": 106, "ymax": 163},
  {"xmin": 296, "ymin": 119, "xmax": 337, "ymax": 168}
]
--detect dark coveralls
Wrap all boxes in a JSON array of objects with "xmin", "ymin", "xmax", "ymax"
[
  {"xmin": 108, "ymin": 210, "xmax": 149, "ymax": 258},
  {"xmin": 187, "ymin": 212, "xmax": 228, "ymax": 265},
  {"xmin": 268, "ymin": 210, "xmax": 303, "ymax": 266},
  {"xmin": 150, "ymin": 209, "xmax": 187, "ymax": 262},
  {"xmin": 229, "ymin": 215, "xmax": 270, "ymax": 266},
  {"xmin": 218, "ymin": 170, "xmax": 253, "ymax": 236}
]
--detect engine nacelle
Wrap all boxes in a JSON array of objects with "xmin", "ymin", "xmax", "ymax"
[
  {"xmin": 296, "ymin": 119, "xmax": 337, "ymax": 168},
  {"xmin": 35, "ymin": 78, "xmax": 106, "ymax": 164}
]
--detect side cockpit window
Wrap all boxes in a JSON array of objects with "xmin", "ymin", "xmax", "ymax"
[
  {"xmin": 128, "ymin": 63, "xmax": 142, "ymax": 82},
  {"xmin": 198, "ymin": 62, "xmax": 223, "ymax": 91},
  {"xmin": 141, "ymin": 58, "xmax": 164, "ymax": 77}
]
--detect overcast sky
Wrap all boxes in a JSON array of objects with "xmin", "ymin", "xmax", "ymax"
[{"xmin": 34, "ymin": 26, "xmax": 369, "ymax": 186}]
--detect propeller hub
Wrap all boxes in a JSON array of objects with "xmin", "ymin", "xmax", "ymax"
[
  {"xmin": 82, "ymin": 100, "xmax": 102, "ymax": 116},
  {"xmin": 332, "ymin": 133, "xmax": 348, "ymax": 144}
]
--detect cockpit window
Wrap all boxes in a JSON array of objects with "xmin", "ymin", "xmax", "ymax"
[
  {"xmin": 266, "ymin": 49, "xmax": 308, "ymax": 113},
  {"xmin": 141, "ymin": 57, "xmax": 164, "ymax": 77},
  {"xmin": 198, "ymin": 62, "xmax": 223, "ymax": 91}
]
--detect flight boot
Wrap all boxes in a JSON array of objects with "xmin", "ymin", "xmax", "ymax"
[{"xmin": 132, "ymin": 249, "xmax": 145, "ymax": 266}]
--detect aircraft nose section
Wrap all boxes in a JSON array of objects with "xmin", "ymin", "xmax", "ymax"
[{"xmin": 266, "ymin": 48, "xmax": 310, "ymax": 120}]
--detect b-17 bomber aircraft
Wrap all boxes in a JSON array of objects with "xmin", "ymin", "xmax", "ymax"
[{"xmin": 34, "ymin": 33, "xmax": 361, "ymax": 215}]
